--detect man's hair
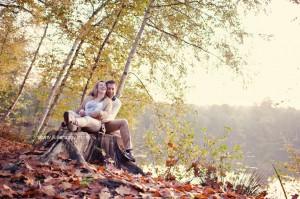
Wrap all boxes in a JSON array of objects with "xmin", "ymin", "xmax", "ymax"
[{"xmin": 106, "ymin": 80, "xmax": 116, "ymax": 85}]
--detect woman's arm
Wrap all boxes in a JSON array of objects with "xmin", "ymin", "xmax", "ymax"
[
  {"xmin": 89, "ymin": 98, "xmax": 112, "ymax": 121},
  {"xmin": 101, "ymin": 98, "xmax": 112, "ymax": 121},
  {"xmin": 75, "ymin": 96, "xmax": 91, "ymax": 114}
]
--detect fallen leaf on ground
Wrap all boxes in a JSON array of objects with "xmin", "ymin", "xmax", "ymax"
[{"xmin": 115, "ymin": 185, "xmax": 137, "ymax": 196}]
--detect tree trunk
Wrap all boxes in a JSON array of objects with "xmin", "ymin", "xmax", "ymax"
[
  {"xmin": 116, "ymin": 0, "xmax": 154, "ymax": 98},
  {"xmin": 37, "ymin": 129, "xmax": 144, "ymax": 175},
  {"xmin": 34, "ymin": 1, "xmax": 109, "ymax": 138},
  {"xmin": 2, "ymin": 24, "xmax": 48, "ymax": 121},
  {"xmin": 39, "ymin": 39, "xmax": 84, "ymax": 134},
  {"xmin": 34, "ymin": 38, "xmax": 81, "ymax": 137},
  {"xmin": 80, "ymin": 5, "xmax": 124, "ymax": 104},
  {"xmin": 0, "ymin": 25, "xmax": 10, "ymax": 57}
]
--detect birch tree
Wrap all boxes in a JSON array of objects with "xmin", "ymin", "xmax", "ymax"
[
  {"xmin": 34, "ymin": 0, "xmax": 111, "ymax": 136},
  {"xmin": 2, "ymin": 24, "xmax": 48, "ymax": 121},
  {"xmin": 0, "ymin": 8, "xmax": 27, "ymax": 116},
  {"xmin": 116, "ymin": 0, "xmax": 155, "ymax": 97},
  {"xmin": 81, "ymin": 4, "xmax": 124, "ymax": 103}
]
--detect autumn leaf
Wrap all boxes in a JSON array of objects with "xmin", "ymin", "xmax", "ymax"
[
  {"xmin": 25, "ymin": 176, "xmax": 35, "ymax": 186},
  {"xmin": 222, "ymin": 191, "xmax": 239, "ymax": 198},
  {"xmin": 60, "ymin": 181, "xmax": 72, "ymax": 190},
  {"xmin": 99, "ymin": 187, "xmax": 111, "ymax": 199},
  {"xmin": 0, "ymin": 170, "xmax": 11, "ymax": 177},
  {"xmin": 194, "ymin": 194, "xmax": 209, "ymax": 199},
  {"xmin": 40, "ymin": 185, "xmax": 56, "ymax": 196},
  {"xmin": 166, "ymin": 158, "xmax": 178, "ymax": 167},
  {"xmin": 124, "ymin": 196, "xmax": 135, "ymax": 199},
  {"xmin": 24, "ymin": 161, "xmax": 34, "ymax": 171},
  {"xmin": 152, "ymin": 190, "xmax": 161, "ymax": 197},
  {"xmin": 203, "ymin": 187, "xmax": 216, "ymax": 195},
  {"xmin": 165, "ymin": 172, "xmax": 176, "ymax": 181},
  {"xmin": 115, "ymin": 185, "xmax": 137, "ymax": 196},
  {"xmin": 167, "ymin": 142, "xmax": 177, "ymax": 149},
  {"xmin": 158, "ymin": 188, "xmax": 177, "ymax": 198},
  {"xmin": 175, "ymin": 184, "xmax": 193, "ymax": 192},
  {"xmin": 0, "ymin": 136, "xmax": 268, "ymax": 199},
  {"xmin": 1, "ymin": 184, "xmax": 16, "ymax": 198},
  {"xmin": 97, "ymin": 166, "xmax": 105, "ymax": 173}
]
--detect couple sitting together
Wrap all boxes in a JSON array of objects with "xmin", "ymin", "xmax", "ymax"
[{"xmin": 63, "ymin": 80, "xmax": 135, "ymax": 162}]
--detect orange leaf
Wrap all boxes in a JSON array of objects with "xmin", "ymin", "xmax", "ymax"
[
  {"xmin": 194, "ymin": 193, "xmax": 209, "ymax": 199},
  {"xmin": 203, "ymin": 187, "xmax": 216, "ymax": 195},
  {"xmin": 175, "ymin": 184, "xmax": 193, "ymax": 192},
  {"xmin": 152, "ymin": 191, "xmax": 161, "ymax": 197},
  {"xmin": 182, "ymin": 184, "xmax": 193, "ymax": 192},
  {"xmin": 167, "ymin": 142, "xmax": 177, "ymax": 149},
  {"xmin": 223, "ymin": 191, "xmax": 238, "ymax": 198},
  {"xmin": 97, "ymin": 166, "xmax": 105, "ymax": 173},
  {"xmin": 166, "ymin": 158, "xmax": 178, "ymax": 167}
]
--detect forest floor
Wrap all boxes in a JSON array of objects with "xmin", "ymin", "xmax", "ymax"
[{"xmin": 0, "ymin": 125, "xmax": 268, "ymax": 198}]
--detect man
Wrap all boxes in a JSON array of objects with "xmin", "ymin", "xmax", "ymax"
[
  {"xmin": 105, "ymin": 80, "xmax": 122, "ymax": 121},
  {"xmin": 104, "ymin": 80, "xmax": 135, "ymax": 162}
]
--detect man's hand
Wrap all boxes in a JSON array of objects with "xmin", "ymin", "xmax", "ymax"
[
  {"xmin": 89, "ymin": 110, "xmax": 103, "ymax": 120},
  {"xmin": 79, "ymin": 109, "xmax": 86, "ymax": 117},
  {"xmin": 98, "ymin": 111, "xmax": 105, "ymax": 121}
]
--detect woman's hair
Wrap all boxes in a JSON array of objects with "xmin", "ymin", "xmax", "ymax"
[{"xmin": 88, "ymin": 81, "xmax": 106, "ymax": 97}]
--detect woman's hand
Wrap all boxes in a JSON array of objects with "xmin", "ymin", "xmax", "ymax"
[
  {"xmin": 79, "ymin": 109, "xmax": 86, "ymax": 117},
  {"xmin": 88, "ymin": 110, "xmax": 104, "ymax": 121}
]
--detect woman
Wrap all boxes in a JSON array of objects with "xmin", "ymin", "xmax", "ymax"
[{"xmin": 64, "ymin": 81, "xmax": 112, "ymax": 133}]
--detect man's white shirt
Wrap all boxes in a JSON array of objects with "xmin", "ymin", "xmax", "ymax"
[{"xmin": 108, "ymin": 97, "xmax": 121, "ymax": 120}]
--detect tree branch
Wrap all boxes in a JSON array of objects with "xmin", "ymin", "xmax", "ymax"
[
  {"xmin": 0, "ymin": 3, "xmax": 33, "ymax": 15},
  {"xmin": 152, "ymin": 0, "xmax": 200, "ymax": 8},
  {"xmin": 152, "ymin": 2, "xmax": 184, "ymax": 8},
  {"xmin": 37, "ymin": 0, "xmax": 45, "ymax": 4},
  {"xmin": 92, "ymin": 13, "xmax": 111, "ymax": 27},
  {"xmin": 146, "ymin": 21, "xmax": 226, "ymax": 63},
  {"xmin": 172, "ymin": 0, "xmax": 223, "ymax": 23}
]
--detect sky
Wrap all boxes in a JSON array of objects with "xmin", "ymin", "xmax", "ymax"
[{"xmin": 186, "ymin": 0, "xmax": 300, "ymax": 108}]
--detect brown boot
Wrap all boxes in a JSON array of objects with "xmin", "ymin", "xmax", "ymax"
[{"xmin": 63, "ymin": 112, "xmax": 78, "ymax": 132}]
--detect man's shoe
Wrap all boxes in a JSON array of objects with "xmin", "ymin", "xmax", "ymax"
[
  {"xmin": 124, "ymin": 150, "xmax": 136, "ymax": 162},
  {"xmin": 63, "ymin": 112, "xmax": 78, "ymax": 132}
]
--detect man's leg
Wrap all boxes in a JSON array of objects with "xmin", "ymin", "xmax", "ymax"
[
  {"xmin": 105, "ymin": 119, "xmax": 132, "ymax": 150},
  {"xmin": 104, "ymin": 119, "xmax": 135, "ymax": 162}
]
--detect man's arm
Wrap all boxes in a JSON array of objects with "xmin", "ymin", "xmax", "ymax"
[
  {"xmin": 89, "ymin": 98, "xmax": 112, "ymax": 121},
  {"xmin": 109, "ymin": 98, "xmax": 122, "ymax": 120}
]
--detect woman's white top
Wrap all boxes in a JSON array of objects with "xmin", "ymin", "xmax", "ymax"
[{"xmin": 85, "ymin": 100, "xmax": 104, "ymax": 116}]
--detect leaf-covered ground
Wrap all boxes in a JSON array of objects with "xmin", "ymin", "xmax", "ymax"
[{"xmin": 0, "ymin": 137, "xmax": 268, "ymax": 198}]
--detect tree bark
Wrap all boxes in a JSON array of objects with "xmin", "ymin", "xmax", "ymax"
[
  {"xmin": 38, "ymin": 129, "xmax": 144, "ymax": 175},
  {"xmin": 39, "ymin": 39, "xmax": 84, "ymax": 134},
  {"xmin": 34, "ymin": 38, "xmax": 81, "ymax": 137},
  {"xmin": 0, "ymin": 3, "xmax": 34, "ymax": 15},
  {"xmin": 80, "ymin": 5, "xmax": 124, "ymax": 104},
  {"xmin": 0, "ymin": 25, "xmax": 10, "ymax": 57},
  {"xmin": 34, "ymin": 1, "xmax": 110, "ymax": 138},
  {"xmin": 2, "ymin": 24, "xmax": 48, "ymax": 121},
  {"xmin": 116, "ymin": 0, "xmax": 155, "ymax": 98}
]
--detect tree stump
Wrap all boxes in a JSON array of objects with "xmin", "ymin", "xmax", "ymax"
[{"xmin": 37, "ymin": 128, "xmax": 144, "ymax": 175}]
